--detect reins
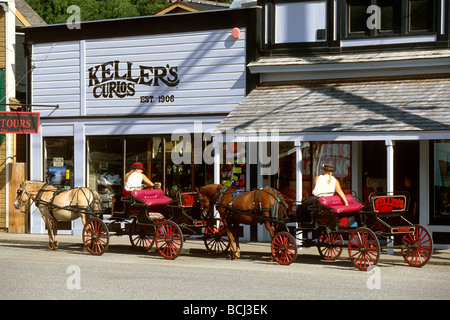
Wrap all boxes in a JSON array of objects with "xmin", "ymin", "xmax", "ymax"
[{"xmin": 17, "ymin": 182, "xmax": 99, "ymax": 217}]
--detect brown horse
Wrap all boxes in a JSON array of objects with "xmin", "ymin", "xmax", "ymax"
[
  {"xmin": 14, "ymin": 180, "xmax": 101, "ymax": 250},
  {"xmin": 198, "ymin": 184, "xmax": 288, "ymax": 260}
]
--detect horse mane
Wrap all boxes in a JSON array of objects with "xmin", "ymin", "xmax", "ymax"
[{"xmin": 199, "ymin": 184, "xmax": 223, "ymax": 198}]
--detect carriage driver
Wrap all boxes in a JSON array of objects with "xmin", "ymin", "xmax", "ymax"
[
  {"xmin": 123, "ymin": 162, "xmax": 154, "ymax": 197},
  {"xmin": 312, "ymin": 163, "xmax": 349, "ymax": 206}
]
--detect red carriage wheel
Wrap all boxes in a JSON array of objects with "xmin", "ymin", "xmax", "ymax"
[
  {"xmin": 271, "ymin": 231, "xmax": 297, "ymax": 265},
  {"xmin": 203, "ymin": 219, "xmax": 230, "ymax": 255},
  {"xmin": 348, "ymin": 227, "xmax": 380, "ymax": 271},
  {"xmin": 318, "ymin": 232, "xmax": 343, "ymax": 260},
  {"xmin": 129, "ymin": 219, "xmax": 155, "ymax": 251},
  {"xmin": 401, "ymin": 225, "xmax": 433, "ymax": 267},
  {"xmin": 83, "ymin": 218, "xmax": 109, "ymax": 255},
  {"xmin": 155, "ymin": 221, "xmax": 183, "ymax": 260}
]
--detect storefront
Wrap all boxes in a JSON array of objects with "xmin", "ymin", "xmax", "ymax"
[
  {"xmin": 24, "ymin": 8, "xmax": 259, "ymax": 234},
  {"xmin": 216, "ymin": 77, "xmax": 450, "ymax": 246}
]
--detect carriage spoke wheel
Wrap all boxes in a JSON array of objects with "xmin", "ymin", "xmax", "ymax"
[
  {"xmin": 271, "ymin": 231, "xmax": 297, "ymax": 265},
  {"xmin": 318, "ymin": 232, "xmax": 343, "ymax": 260},
  {"xmin": 129, "ymin": 219, "xmax": 155, "ymax": 252},
  {"xmin": 401, "ymin": 225, "xmax": 433, "ymax": 267},
  {"xmin": 83, "ymin": 218, "xmax": 109, "ymax": 256},
  {"xmin": 155, "ymin": 221, "xmax": 183, "ymax": 260},
  {"xmin": 348, "ymin": 227, "xmax": 380, "ymax": 271},
  {"xmin": 203, "ymin": 219, "xmax": 230, "ymax": 255}
]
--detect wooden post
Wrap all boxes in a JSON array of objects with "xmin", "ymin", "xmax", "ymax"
[{"xmin": 8, "ymin": 162, "xmax": 25, "ymax": 233}]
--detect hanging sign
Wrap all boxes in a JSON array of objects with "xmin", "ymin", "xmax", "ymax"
[
  {"xmin": 372, "ymin": 195, "xmax": 406, "ymax": 213},
  {"xmin": 0, "ymin": 111, "xmax": 40, "ymax": 134}
]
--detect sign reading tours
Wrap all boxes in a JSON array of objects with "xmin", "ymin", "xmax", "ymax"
[
  {"xmin": 0, "ymin": 111, "xmax": 40, "ymax": 134},
  {"xmin": 88, "ymin": 60, "xmax": 179, "ymax": 101}
]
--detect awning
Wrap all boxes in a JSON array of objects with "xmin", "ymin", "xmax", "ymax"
[{"xmin": 215, "ymin": 78, "xmax": 450, "ymax": 138}]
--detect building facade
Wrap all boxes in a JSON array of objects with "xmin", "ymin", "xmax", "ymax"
[
  {"xmin": 23, "ymin": 8, "xmax": 258, "ymax": 234},
  {"xmin": 22, "ymin": 1, "xmax": 450, "ymax": 248},
  {"xmin": 216, "ymin": 0, "xmax": 450, "ymax": 247}
]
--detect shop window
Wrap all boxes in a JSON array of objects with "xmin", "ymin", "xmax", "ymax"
[
  {"xmin": 431, "ymin": 140, "xmax": 450, "ymax": 225},
  {"xmin": 276, "ymin": 142, "xmax": 297, "ymax": 214},
  {"xmin": 165, "ymin": 135, "xmax": 213, "ymax": 198},
  {"xmin": 44, "ymin": 137, "xmax": 74, "ymax": 190},
  {"xmin": 312, "ymin": 142, "xmax": 351, "ymax": 194},
  {"xmin": 125, "ymin": 137, "xmax": 164, "ymax": 187},
  {"xmin": 44, "ymin": 137, "xmax": 74, "ymax": 230},
  {"xmin": 87, "ymin": 138, "xmax": 123, "ymax": 212},
  {"xmin": 220, "ymin": 141, "xmax": 246, "ymax": 188}
]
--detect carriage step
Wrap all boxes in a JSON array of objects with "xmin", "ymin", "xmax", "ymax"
[{"xmin": 109, "ymin": 212, "xmax": 130, "ymax": 221}]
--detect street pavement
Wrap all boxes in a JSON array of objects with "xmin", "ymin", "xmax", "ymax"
[{"xmin": 0, "ymin": 231, "xmax": 449, "ymax": 266}]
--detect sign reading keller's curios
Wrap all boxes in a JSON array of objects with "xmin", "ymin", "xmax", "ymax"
[
  {"xmin": 32, "ymin": 29, "xmax": 246, "ymax": 117},
  {"xmin": 88, "ymin": 60, "xmax": 179, "ymax": 100}
]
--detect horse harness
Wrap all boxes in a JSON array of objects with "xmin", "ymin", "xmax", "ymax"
[
  {"xmin": 19, "ymin": 183, "xmax": 97, "ymax": 220},
  {"xmin": 216, "ymin": 186, "xmax": 287, "ymax": 219}
]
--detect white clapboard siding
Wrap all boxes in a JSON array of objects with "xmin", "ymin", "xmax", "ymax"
[{"xmin": 32, "ymin": 29, "xmax": 246, "ymax": 117}]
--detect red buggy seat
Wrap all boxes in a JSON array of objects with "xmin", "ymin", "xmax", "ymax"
[
  {"xmin": 129, "ymin": 189, "xmax": 172, "ymax": 206},
  {"xmin": 319, "ymin": 194, "xmax": 364, "ymax": 214}
]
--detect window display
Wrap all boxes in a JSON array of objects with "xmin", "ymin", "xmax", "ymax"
[
  {"xmin": 44, "ymin": 137, "xmax": 74, "ymax": 230},
  {"xmin": 87, "ymin": 138, "xmax": 123, "ymax": 212},
  {"xmin": 44, "ymin": 137, "xmax": 74, "ymax": 190},
  {"xmin": 432, "ymin": 140, "xmax": 450, "ymax": 225}
]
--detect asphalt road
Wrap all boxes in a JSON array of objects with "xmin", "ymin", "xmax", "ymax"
[{"xmin": 0, "ymin": 242, "xmax": 449, "ymax": 302}]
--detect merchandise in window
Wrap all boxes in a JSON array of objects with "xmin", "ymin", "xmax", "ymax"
[
  {"xmin": 44, "ymin": 137, "xmax": 74, "ymax": 190},
  {"xmin": 43, "ymin": 137, "xmax": 74, "ymax": 230},
  {"xmin": 87, "ymin": 138, "xmax": 123, "ymax": 213},
  {"xmin": 432, "ymin": 140, "xmax": 450, "ymax": 225}
]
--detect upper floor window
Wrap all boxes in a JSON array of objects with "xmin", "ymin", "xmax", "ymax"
[
  {"xmin": 274, "ymin": 0, "xmax": 327, "ymax": 43},
  {"xmin": 346, "ymin": 0, "xmax": 436, "ymax": 37}
]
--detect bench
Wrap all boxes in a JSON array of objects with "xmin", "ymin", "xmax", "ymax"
[
  {"xmin": 319, "ymin": 194, "xmax": 364, "ymax": 214},
  {"xmin": 129, "ymin": 189, "xmax": 172, "ymax": 207}
]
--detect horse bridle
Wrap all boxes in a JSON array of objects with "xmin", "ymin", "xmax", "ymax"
[
  {"xmin": 15, "ymin": 183, "xmax": 55, "ymax": 213},
  {"xmin": 197, "ymin": 190, "xmax": 212, "ymax": 219},
  {"xmin": 15, "ymin": 183, "xmax": 34, "ymax": 213}
]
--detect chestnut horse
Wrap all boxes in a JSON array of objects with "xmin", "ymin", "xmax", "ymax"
[
  {"xmin": 14, "ymin": 180, "xmax": 101, "ymax": 250},
  {"xmin": 198, "ymin": 184, "xmax": 288, "ymax": 260}
]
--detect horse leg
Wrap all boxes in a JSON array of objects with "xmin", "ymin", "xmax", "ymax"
[
  {"xmin": 264, "ymin": 220, "xmax": 276, "ymax": 239},
  {"xmin": 234, "ymin": 222, "xmax": 241, "ymax": 259},
  {"xmin": 52, "ymin": 219, "xmax": 59, "ymax": 250},
  {"xmin": 222, "ymin": 216, "xmax": 236, "ymax": 260},
  {"xmin": 80, "ymin": 213, "xmax": 89, "ymax": 252},
  {"xmin": 264, "ymin": 220, "xmax": 276, "ymax": 262},
  {"xmin": 43, "ymin": 216, "xmax": 56, "ymax": 250}
]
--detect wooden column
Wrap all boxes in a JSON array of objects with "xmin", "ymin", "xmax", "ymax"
[{"xmin": 8, "ymin": 162, "xmax": 25, "ymax": 233}]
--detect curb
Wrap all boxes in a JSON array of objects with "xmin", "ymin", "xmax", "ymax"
[{"xmin": 1, "ymin": 235, "xmax": 449, "ymax": 266}]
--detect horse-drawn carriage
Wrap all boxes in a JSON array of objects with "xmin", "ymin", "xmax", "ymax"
[
  {"xmin": 15, "ymin": 181, "xmax": 433, "ymax": 271},
  {"xmin": 270, "ymin": 191, "xmax": 434, "ymax": 270},
  {"xmin": 83, "ymin": 188, "xmax": 230, "ymax": 258},
  {"xmin": 198, "ymin": 185, "xmax": 433, "ymax": 270},
  {"xmin": 14, "ymin": 181, "xmax": 229, "ymax": 259}
]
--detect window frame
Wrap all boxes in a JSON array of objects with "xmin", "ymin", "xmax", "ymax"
[{"xmin": 342, "ymin": 0, "xmax": 438, "ymax": 39}]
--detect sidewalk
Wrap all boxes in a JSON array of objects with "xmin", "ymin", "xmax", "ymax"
[{"xmin": 0, "ymin": 231, "xmax": 449, "ymax": 266}]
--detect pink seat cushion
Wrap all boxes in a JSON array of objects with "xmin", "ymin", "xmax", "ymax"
[
  {"xmin": 319, "ymin": 194, "xmax": 363, "ymax": 214},
  {"xmin": 130, "ymin": 189, "xmax": 172, "ymax": 206}
]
